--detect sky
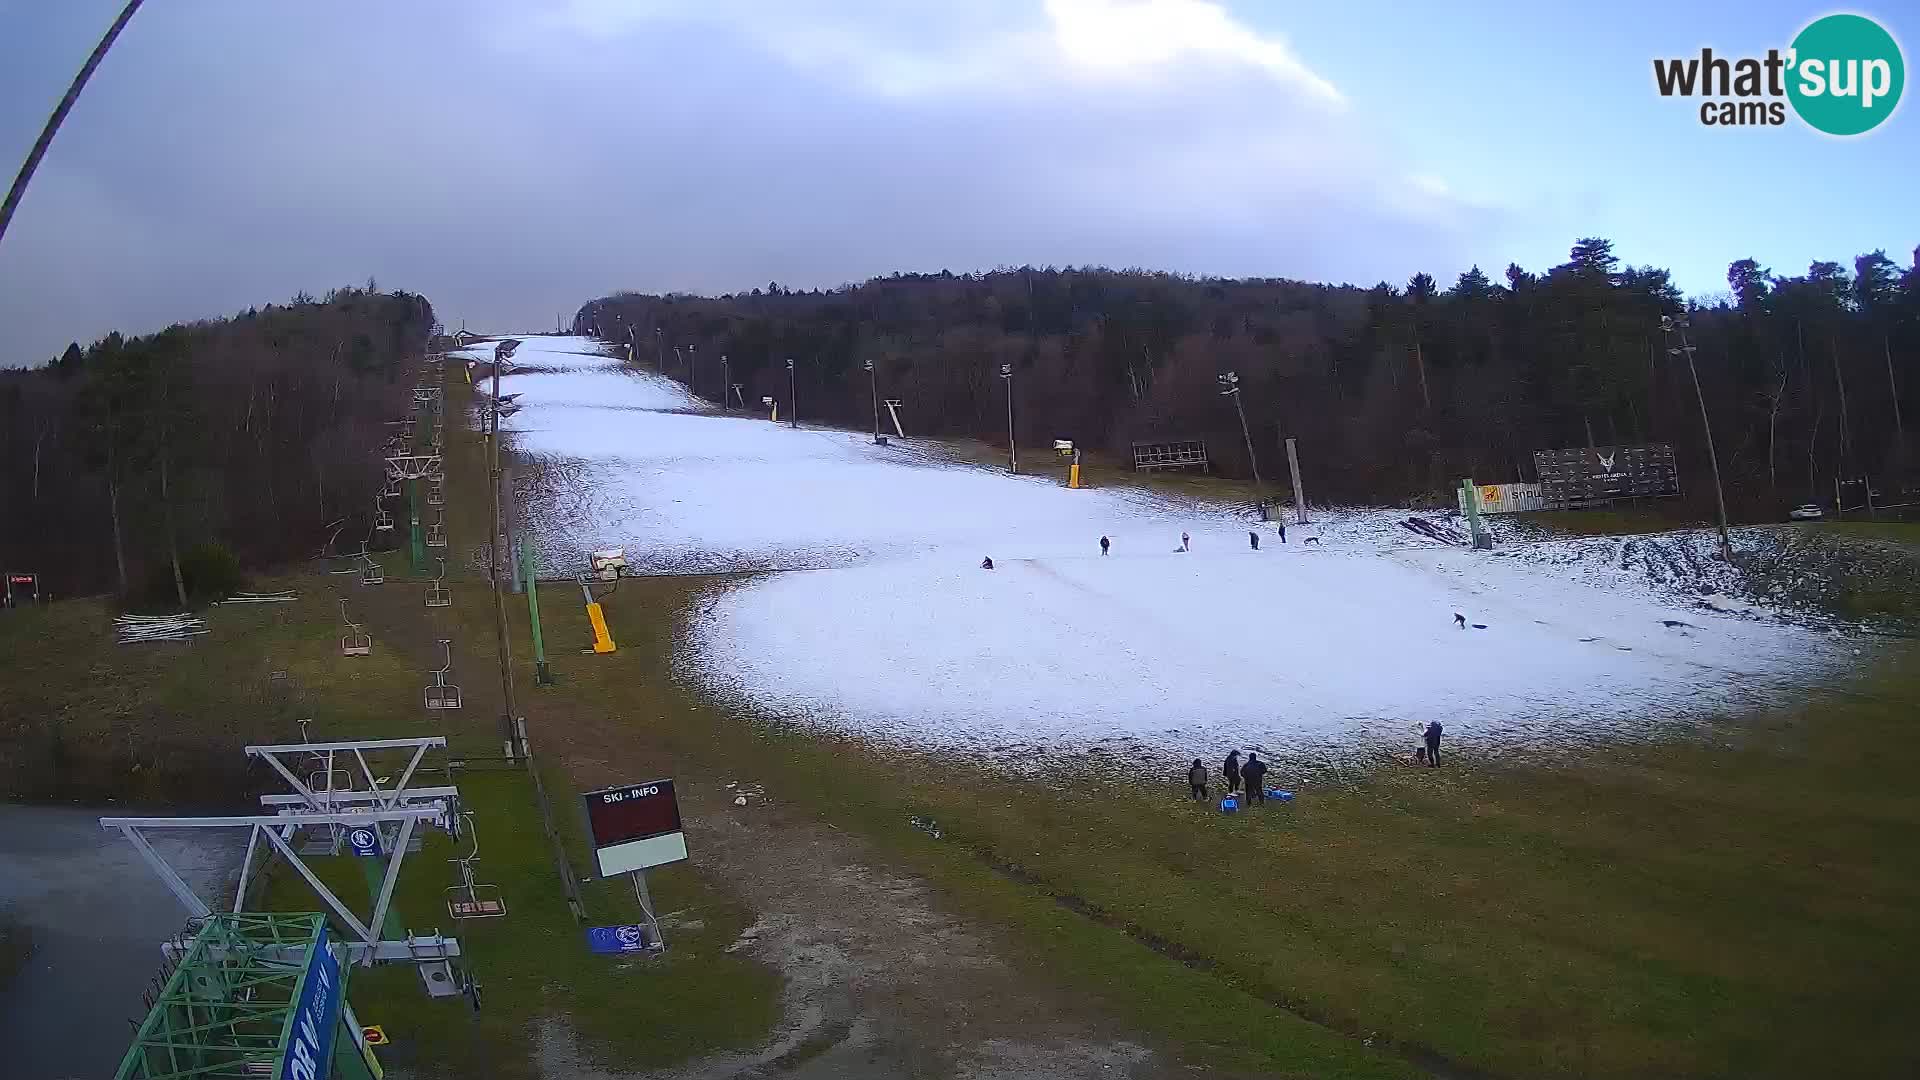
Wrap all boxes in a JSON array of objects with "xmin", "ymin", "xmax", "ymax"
[{"xmin": 0, "ymin": 0, "xmax": 1914, "ymax": 366}]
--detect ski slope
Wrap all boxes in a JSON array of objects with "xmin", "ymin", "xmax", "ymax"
[{"xmin": 461, "ymin": 336, "xmax": 1844, "ymax": 767}]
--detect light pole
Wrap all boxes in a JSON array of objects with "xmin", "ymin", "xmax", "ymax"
[
  {"xmin": 654, "ymin": 327, "xmax": 664, "ymax": 372},
  {"xmin": 1218, "ymin": 371, "xmax": 1262, "ymax": 487},
  {"xmin": 999, "ymin": 363, "xmax": 1018, "ymax": 474},
  {"xmin": 865, "ymin": 359, "xmax": 881, "ymax": 443},
  {"xmin": 488, "ymin": 339, "xmax": 523, "ymax": 759},
  {"xmin": 1661, "ymin": 314, "xmax": 1732, "ymax": 563},
  {"xmin": 786, "ymin": 358, "xmax": 798, "ymax": 428},
  {"xmin": 685, "ymin": 343, "xmax": 696, "ymax": 388},
  {"xmin": 721, "ymin": 355, "xmax": 731, "ymax": 409}
]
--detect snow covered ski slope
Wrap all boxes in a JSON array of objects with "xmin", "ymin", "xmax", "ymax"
[{"xmin": 461, "ymin": 336, "xmax": 1843, "ymax": 768}]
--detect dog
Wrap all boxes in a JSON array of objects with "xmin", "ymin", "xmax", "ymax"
[
  {"xmin": 1454, "ymin": 612, "xmax": 1467, "ymax": 629},
  {"xmin": 1303, "ymin": 536, "xmax": 1321, "ymax": 546}
]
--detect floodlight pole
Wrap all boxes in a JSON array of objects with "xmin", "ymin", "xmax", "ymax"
[
  {"xmin": 1662, "ymin": 315, "xmax": 1732, "ymax": 563},
  {"xmin": 721, "ymin": 355, "xmax": 731, "ymax": 410},
  {"xmin": 488, "ymin": 340, "xmax": 522, "ymax": 757},
  {"xmin": 786, "ymin": 358, "xmax": 798, "ymax": 428},
  {"xmin": 1000, "ymin": 363, "xmax": 1018, "ymax": 474},
  {"xmin": 1219, "ymin": 371, "xmax": 1261, "ymax": 487},
  {"xmin": 866, "ymin": 359, "xmax": 880, "ymax": 442},
  {"xmin": 654, "ymin": 327, "xmax": 664, "ymax": 372}
]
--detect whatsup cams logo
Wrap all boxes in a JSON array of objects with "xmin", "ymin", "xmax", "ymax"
[{"xmin": 1653, "ymin": 12, "xmax": 1904, "ymax": 134}]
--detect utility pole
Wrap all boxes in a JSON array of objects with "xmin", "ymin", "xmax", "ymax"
[
  {"xmin": 865, "ymin": 359, "xmax": 880, "ymax": 442},
  {"xmin": 487, "ymin": 339, "xmax": 522, "ymax": 756},
  {"xmin": 654, "ymin": 327, "xmax": 664, "ymax": 372},
  {"xmin": 1218, "ymin": 371, "xmax": 1261, "ymax": 487},
  {"xmin": 721, "ymin": 355, "xmax": 731, "ymax": 409},
  {"xmin": 685, "ymin": 343, "xmax": 697, "ymax": 389},
  {"xmin": 1285, "ymin": 437, "xmax": 1309, "ymax": 525},
  {"xmin": 0, "ymin": 0, "xmax": 146, "ymax": 253},
  {"xmin": 1662, "ymin": 314, "xmax": 1733, "ymax": 563},
  {"xmin": 786, "ymin": 358, "xmax": 798, "ymax": 428},
  {"xmin": 999, "ymin": 363, "xmax": 1018, "ymax": 473}
]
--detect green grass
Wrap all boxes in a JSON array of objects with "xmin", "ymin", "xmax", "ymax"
[
  {"xmin": 1, "ymin": 366, "xmax": 782, "ymax": 1078},
  {"xmin": 257, "ymin": 769, "xmax": 775, "ymax": 1079},
  {"xmin": 1512, "ymin": 506, "xmax": 1711, "ymax": 536},
  {"xmin": 515, "ymin": 573, "xmax": 1920, "ymax": 1080}
]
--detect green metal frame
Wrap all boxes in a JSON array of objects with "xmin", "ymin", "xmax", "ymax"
[{"xmin": 114, "ymin": 912, "xmax": 354, "ymax": 1080}]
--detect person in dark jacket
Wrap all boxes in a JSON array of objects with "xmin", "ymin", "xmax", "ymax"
[
  {"xmin": 1187, "ymin": 759, "xmax": 1208, "ymax": 800},
  {"xmin": 1100, "ymin": 535, "xmax": 1111, "ymax": 555},
  {"xmin": 1242, "ymin": 753, "xmax": 1268, "ymax": 803},
  {"xmin": 1423, "ymin": 721, "xmax": 1443, "ymax": 767},
  {"xmin": 1223, "ymin": 750, "xmax": 1242, "ymax": 793},
  {"xmin": 1277, "ymin": 521, "xmax": 1287, "ymax": 543},
  {"xmin": 1248, "ymin": 530, "xmax": 1260, "ymax": 550},
  {"xmin": 980, "ymin": 556, "xmax": 994, "ymax": 570}
]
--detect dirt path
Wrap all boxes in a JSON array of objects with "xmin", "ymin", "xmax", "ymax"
[{"xmin": 535, "ymin": 765, "xmax": 1189, "ymax": 1080}]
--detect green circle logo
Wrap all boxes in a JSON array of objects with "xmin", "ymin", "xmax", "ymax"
[{"xmin": 1788, "ymin": 14, "xmax": 1904, "ymax": 135}]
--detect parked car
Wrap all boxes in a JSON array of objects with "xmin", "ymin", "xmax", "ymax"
[{"xmin": 1789, "ymin": 503, "xmax": 1825, "ymax": 521}]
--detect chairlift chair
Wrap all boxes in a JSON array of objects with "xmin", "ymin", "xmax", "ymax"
[
  {"xmin": 374, "ymin": 503, "xmax": 395, "ymax": 532},
  {"xmin": 426, "ymin": 513, "xmax": 448, "ymax": 549},
  {"xmin": 340, "ymin": 599, "xmax": 372, "ymax": 656},
  {"xmin": 446, "ymin": 812, "xmax": 507, "ymax": 919},
  {"xmin": 425, "ymin": 638, "xmax": 462, "ymax": 710},
  {"xmin": 361, "ymin": 550, "xmax": 385, "ymax": 587},
  {"xmin": 427, "ymin": 482, "xmax": 446, "ymax": 507},
  {"xmin": 425, "ymin": 559, "xmax": 452, "ymax": 609}
]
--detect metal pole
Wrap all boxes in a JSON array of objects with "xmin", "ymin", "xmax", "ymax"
[
  {"xmin": 633, "ymin": 870, "xmax": 665, "ymax": 949},
  {"xmin": 0, "ymin": 0, "xmax": 146, "ymax": 253},
  {"xmin": 869, "ymin": 361, "xmax": 880, "ymax": 442},
  {"xmin": 1286, "ymin": 437, "xmax": 1309, "ymax": 525},
  {"xmin": 787, "ymin": 358, "xmax": 797, "ymax": 428},
  {"xmin": 721, "ymin": 356, "xmax": 730, "ymax": 410},
  {"xmin": 1232, "ymin": 390, "xmax": 1261, "ymax": 487},
  {"xmin": 523, "ymin": 534, "xmax": 553, "ymax": 687},
  {"xmin": 487, "ymin": 351, "xmax": 520, "ymax": 754},
  {"xmin": 1667, "ymin": 318, "xmax": 1732, "ymax": 563},
  {"xmin": 1001, "ymin": 365, "xmax": 1018, "ymax": 474}
]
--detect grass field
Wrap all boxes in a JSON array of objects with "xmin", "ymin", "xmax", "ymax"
[
  {"xmin": 517, "ymin": 568, "xmax": 1920, "ymax": 1079},
  {"xmin": 9, "ymin": 361, "xmax": 1919, "ymax": 1077}
]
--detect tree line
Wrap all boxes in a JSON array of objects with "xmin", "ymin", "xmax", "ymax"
[
  {"xmin": 576, "ymin": 239, "xmax": 1920, "ymax": 517},
  {"xmin": 0, "ymin": 285, "xmax": 435, "ymax": 604}
]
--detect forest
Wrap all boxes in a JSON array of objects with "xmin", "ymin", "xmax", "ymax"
[
  {"xmin": 577, "ymin": 238, "xmax": 1920, "ymax": 517},
  {"xmin": 0, "ymin": 286, "xmax": 436, "ymax": 603}
]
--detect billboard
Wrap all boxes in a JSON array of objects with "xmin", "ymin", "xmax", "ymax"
[
  {"xmin": 1474, "ymin": 483, "xmax": 1545, "ymax": 515},
  {"xmin": 1532, "ymin": 444, "xmax": 1678, "ymax": 506},
  {"xmin": 582, "ymin": 779, "xmax": 688, "ymax": 877},
  {"xmin": 277, "ymin": 926, "xmax": 341, "ymax": 1080}
]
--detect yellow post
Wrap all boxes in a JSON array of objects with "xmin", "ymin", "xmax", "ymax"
[
  {"xmin": 586, "ymin": 601, "xmax": 616, "ymax": 653},
  {"xmin": 1069, "ymin": 463, "xmax": 1081, "ymax": 489},
  {"xmin": 770, "ymin": 403, "xmax": 779, "ymax": 423}
]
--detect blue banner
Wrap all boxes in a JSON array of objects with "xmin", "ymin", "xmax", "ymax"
[
  {"xmin": 586, "ymin": 924, "xmax": 653, "ymax": 954},
  {"xmin": 345, "ymin": 826, "xmax": 382, "ymax": 858},
  {"xmin": 279, "ymin": 925, "xmax": 342, "ymax": 1080}
]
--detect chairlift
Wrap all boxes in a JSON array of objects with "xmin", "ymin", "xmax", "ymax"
[
  {"xmin": 445, "ymin": 812, "xmax": 507, "ymax": 919},
  {"xmin": 374, "ymin": 504, "xmax": 395, "ymax": 532},
  {"xmin": 380, "ymin": 478, "xmax": 402, "ymax": 500},
  {"xmin": 340, "ymin": 599, "xmax": 372, "ymax": 656},
  {"xmin": 361, "ymin": 550, "xmax": 385, "ymax": 587},
  {"xmin": 425, "ymin": 559, "xmax": 452, "ymax": 609},
  {"xmin": 426, "ymin": 514, "xmax": 448, "ymax": 549},
  {"xmin": 425, "ymin": 638, "xmax": 462, "ymax": 710},
  {"xmin": 427, "ymin": 482, "xmax": 446, "ymax": 507}
]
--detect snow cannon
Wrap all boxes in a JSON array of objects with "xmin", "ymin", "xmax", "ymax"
[
  {"xmin": 589, "ymin": 549, "xmax": 627, "ymax": 582},
  {"xmin": 1219, "ymin": 795, "xmax": 1238, "ymax": 814}
]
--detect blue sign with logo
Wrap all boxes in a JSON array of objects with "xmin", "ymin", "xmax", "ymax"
[
  {"xmin": 586, "ymin": 924, "xmax": 655, "ymax": 954},
  {"xmin": 345, "ymin": 826, "xmax": 382, "ymax": 858},
  {"xmin": 279, "ymin": 925, "xmax": 341, "ymax": 1080}
]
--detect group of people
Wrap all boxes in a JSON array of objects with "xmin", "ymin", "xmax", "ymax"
[
  {"xmin": 981, "ymin": 524, "xmax": 1300, "ymax": 570},
  {"xmin": 1187, "ymin": 749, "xmax": 1270, "ymax": 804}
]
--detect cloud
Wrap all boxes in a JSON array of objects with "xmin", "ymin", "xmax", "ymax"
[{"xmin": 0, "ymin": 0, "xmax": 1489, "ymax": 363}]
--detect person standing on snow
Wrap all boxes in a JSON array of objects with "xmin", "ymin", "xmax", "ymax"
[
  {"xmin": 1248, "ymin": 530, "xmax": 1260, "ymax": 550},
  {"xmin": 1241, "ymin": 753, "xmax": 1268, "ymax": 803},
  {"xmin": 1223, "ymin": 749, "xmax": 1242, "ymax": 794},
  {"xmin": 1187, "ymin": 759, "xmax": 1208, "ymax": 800},
  {"xmin": 1100, "ymin": 535, "xmax": 1111, "ymax": 556},
  {"xmin": 1277, "ymin": 520, "xmax": 1287, "ymax": 543},
  {"xmin": 1181, "ymin": 531, "xmax": 1190, "ymax": 552},
  {"xmin": 1423, "ymin": 721, "xmax": 1444, "ymax": 767}
]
